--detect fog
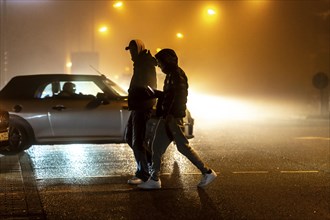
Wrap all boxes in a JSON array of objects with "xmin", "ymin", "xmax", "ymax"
[{"xmin": 1, "ymin": 0, "xmax": 329, "ymax": 118}]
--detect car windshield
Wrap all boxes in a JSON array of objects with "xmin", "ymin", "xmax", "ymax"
[{"xmin": 103, "ymin": 79, "xmax": 128, "ymax": 97}]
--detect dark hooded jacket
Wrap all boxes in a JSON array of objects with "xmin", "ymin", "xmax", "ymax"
[
  {"xmin": 155, "ymin": 49, "xmax": 188, "ymax": 118},
  {"xmin": 128, "ymin": 41, "xmax": 157, "ymax": 110}
]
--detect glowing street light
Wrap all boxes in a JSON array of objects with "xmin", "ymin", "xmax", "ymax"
[
  {"xmin": 65, "ymin": 61, "xmax": 72, "ymax": 74},
  {"xmin": 66, "ymin": 62, "xmax": 72, "ymax": 68},
  {"xmin": 98, "ymin": 26, "xmax": 108, "ymax": 33},
  {"xmin": 202, "ymin": 6, "xmax": 218, "ymax": 24},
  {"xmin": 176, "ymin": 33, "xmax": 184, "ymax": 39},
  {"xmin": 113, "ymin": 1, "xmax": 123, "ymax": 9},
  {"xmin": 207, "ymin": 8, "xmax": 216, "ymax": 16}
]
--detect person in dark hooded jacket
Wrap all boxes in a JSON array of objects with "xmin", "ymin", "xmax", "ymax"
[
  {"xmin": 125, "ymin": 39, "xmax": 157, "ymax": 185},
  {"xmin": 138, "ymin": 48, "xmax": 217, "ymax": 189}
]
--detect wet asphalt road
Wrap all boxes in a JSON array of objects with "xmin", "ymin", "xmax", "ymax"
[{"xmin": 0, "ymin": 119, "xmax": 329, "ymax": 219}]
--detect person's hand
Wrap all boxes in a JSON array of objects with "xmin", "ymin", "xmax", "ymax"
[
  {"xmin": 154, "ymin": 90, "xmax": 164, "ymax": 98},
  {"xmin": 145, "ymin": 86, "xmax": 155, "ymax": 97}
]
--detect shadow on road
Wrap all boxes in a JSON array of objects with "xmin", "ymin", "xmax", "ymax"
[{"xmin": 126, "ymin": 161, "xmax": 222, "ymax": 219}]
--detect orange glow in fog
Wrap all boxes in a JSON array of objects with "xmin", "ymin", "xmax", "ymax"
[
  {"xmin": 188, "ymin": 91, "xmax": 259, "ymax": 122},
  {"xmin": 187, "ymin": 90, "xmax": 292, "ymax": 126}
]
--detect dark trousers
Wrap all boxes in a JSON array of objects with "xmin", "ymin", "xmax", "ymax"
[
  {"xmin": 125, "ymin": 109, "xmax": 152, "ymax": 181},
  {"xmin": 150, "ymin": 115, "xmax": 209, "ymax": 180}
]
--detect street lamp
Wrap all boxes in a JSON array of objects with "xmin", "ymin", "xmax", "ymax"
[
  {"xmin": 66, "ymin": 61, "xmax": 72, "ymax": 74},
  {"xmin": 176, "ymin": 33, "xmax": 184, "ymax": 39},
  {"xmin": 207, "ymin": 9, "xmax": 216, "ymax": 16},
  {"xmin": 113, "ymin": 1, "xmax": 123, "ymax": 9},
  {"xmin": 202, "ymin": 5, "xmax": 218, "ymax": 24},
  {"xmin": 98, "ymin": 26, "xmax": 108, "ymax": 33}
]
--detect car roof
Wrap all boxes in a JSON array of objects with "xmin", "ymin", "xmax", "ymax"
[
  {"xmin": 0, "ymin": 73, "xmax": 109, "ymax": 99},
  {"xmin": 9, "ymin": 73, "xmax": 103, "ymax": 80}
]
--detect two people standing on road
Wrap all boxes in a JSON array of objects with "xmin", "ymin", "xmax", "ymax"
[
  {"xmin": 125, "ymin": 39, "xmax": 157, "ymax": 185},
  {"xmin": 137, "ymin": 48, "xmax": 217, "ymax": 189}
]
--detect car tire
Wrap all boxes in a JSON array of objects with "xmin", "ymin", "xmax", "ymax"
[{"xmin": 8, "ymin": 120, "xmax": 32, "ymax": 152}]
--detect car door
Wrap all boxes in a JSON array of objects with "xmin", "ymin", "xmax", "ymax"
[
  {"xmin": 41, "ymin": 80, "xmax": 130, "ymax": 142},
  {"xmin": 49, "ymin": 97, "xmax": 128, "ymax": 140}
]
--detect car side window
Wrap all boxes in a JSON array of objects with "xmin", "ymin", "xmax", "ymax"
[
  {"xmin": 40, "ymin": 82, "xmax": 60, "ymax": 98},
  {"xmin": 39, "ymin": 81, "xmax": 103, "ymax": 99}
]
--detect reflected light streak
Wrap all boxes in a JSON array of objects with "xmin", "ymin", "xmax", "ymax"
[{"xmin": 63, "ymin": 144, "xmax": 87, "ymax": 177}]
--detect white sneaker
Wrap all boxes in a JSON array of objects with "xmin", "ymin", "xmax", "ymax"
[
  {"xmin": 137, "ymin": 178, "xmax": 161, "ymax": 189},
  {"xmin": 127, "ymin": 176, "xmax": 143, "ymax": 185},
  {"xmin": 198, "ymin": 170, "xmax": 217, "ymax": 188}
]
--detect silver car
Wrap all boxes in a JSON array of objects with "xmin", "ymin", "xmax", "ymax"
[{"xmin": 0, "ymin": 74, "xmax": 194, "ymax": 152}]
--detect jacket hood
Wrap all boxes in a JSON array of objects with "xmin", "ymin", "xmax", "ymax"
[
  {"xmin": 125, "ymin": 39, "xmax": 145, "ymax": 55},
  {"xmin": 155, "ymin": 48, "xmax": 178, "ymax": 73}
]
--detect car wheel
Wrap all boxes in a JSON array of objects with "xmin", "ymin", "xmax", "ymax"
[{"xmin": 8, "ymin": 121, "xmax": 32, "ymax": 152}]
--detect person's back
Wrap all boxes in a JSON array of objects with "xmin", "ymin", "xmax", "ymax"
[{"xmin": 127, "ymin": 40, "xmax": 157, "ymax": 110}]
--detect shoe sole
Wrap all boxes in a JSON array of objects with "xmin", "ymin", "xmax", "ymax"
[
  {"xmin": 197, "ymin": 175, "xmax": 217, "ymax": 188},
  {"xmin": 127, "ymin": 179, "xmax": 143, "ymax": 185},
  {"xmin": 128, "ymin": 181, "xmax": 143, "ymax": 185}
]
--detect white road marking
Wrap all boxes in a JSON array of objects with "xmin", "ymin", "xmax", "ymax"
[
  {"xmin": 232, "ymin": 170, "xmax": 320, "ymax": 174},
  {"xmin": 232, "ymin": 171, "xmax": 269, "ymax": 174},
  {"xmin": 280, "ymin": 170, "xmax": 319, "ymax": 173},
  {"xmin": 295, "ymin": 136, "xmax": 330, "ymax": 140}
]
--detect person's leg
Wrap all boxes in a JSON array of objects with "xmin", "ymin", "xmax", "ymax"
[
  {"xmin": 131, "ymin": 110, "xmax": 151, "ymax": 181},
  {"xmin": 143, "ymin": 110, "xmax": 153, "ymax": 166},
  {"xmin": 167, "ymin": 116, "xmax": 209, "ymax": 174},
  {"xmin": 138, "ymin": 118, "xmax": 172, "ymax": 189},
  {"xmin": 125, "ymin": 112, "xmax": 133, "ymax": 148},
  {"xmin": 149, "ymin": 119, "xmax": 172, "ymax": 181},
  {"xmin": 167, "ymin": 116, "xmax": 217, "ymax": 187},
  {"xmin": 125, "ymin": 112, "xmax": 139, "ymax": 178}
]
